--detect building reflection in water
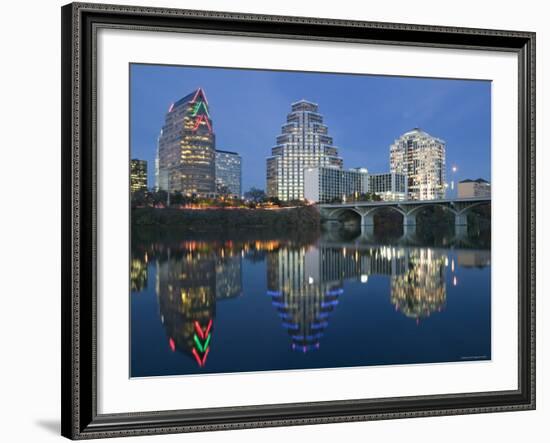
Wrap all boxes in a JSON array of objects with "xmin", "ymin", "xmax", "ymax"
[
  {"xmin": 136, "ymin": 241, "xmax": 243, "ymax": 368},
  {"xmin": 390, "ymin": 248, "xmax": 447, "ymax": 322},
  {"xmin": 130, "ymin": 250, "xmax": 148, "ymax": 292},
  {"xmin": 156, "ymin": 242, "xmax": 218, "ymax": 367},
  {"xmin": 141, "ymin": 240, "xmax": 281, "ymax": 367},
  {"xmin": 266, "ymin": 244, "xmax": 453, "ymax": 351},
  {"xmin": 267, "ymin": 247, "xmax": 343, "ymax": 353},
  {"xmin": 133, "ymin": 237, "xmax": 490, "ymax": 363},
  {"xmin": 456, "ymin": 250, "xmax": 491, "ymax": 268}
]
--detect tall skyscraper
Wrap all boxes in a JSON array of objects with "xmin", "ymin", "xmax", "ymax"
[
  {"xmin": 130, "ymin": 159, "xmax": 148, "ymax": 193},
  {"xmin": 390, "ymin": 128, "xmax": 446, "ymax": 200},
  {"xmin": 267, "ymin": 100, "xmax": 343, "ymax": 201},
  {"xmin": 157, "ymin": 88, "xmax": 216, "ymax": 196},
  {"xmin": 215, "ymin": 149, "xmax": 242, "ymax": 197}
]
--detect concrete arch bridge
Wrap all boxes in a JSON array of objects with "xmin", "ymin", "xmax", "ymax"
[{"xmin": 319, "ymin": 197, "xmax": 491, "ymax": 236}]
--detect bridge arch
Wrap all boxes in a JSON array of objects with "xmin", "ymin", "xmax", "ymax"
[
  {"xmin": 325, "ymin": 207, "xmax": 363, "ymax": 222},
  {"xmin": 405, "ymin": 202, "xmax": 458, "ymax": 217},
  {"xmin": 455, "ymin": 200, "xmax": 491, "ymax": 216},
  {"xmin": 363, "ymin": 205, "xmax": 406, "ymax": 219}
]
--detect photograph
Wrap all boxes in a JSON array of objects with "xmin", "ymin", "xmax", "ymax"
[
  {"xmin": 56, "ymin": 2, "xmax": 537, "ymax": 439},
  {"xmin": 129, "ymin": 64, "xmax": 492, "ymax": 378}
]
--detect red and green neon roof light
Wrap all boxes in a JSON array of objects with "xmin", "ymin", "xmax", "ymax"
[
  {"xmin": 167, "ymin": 88, "xmax": 212, "ymax": 133},
  {"xmin": 192, "ymin": 319, "xmax": 212, "ymax": 367},
  {"xmin": 190, "ymin": 88, "xmax": 211, "ymax": 132},
  {"xmin": 167, "ymin": 318, "xmax": 213, "ymax": 367},
  {"xmin": 192, "ymin": 114, "xmax": 212, "ymax": 132}
]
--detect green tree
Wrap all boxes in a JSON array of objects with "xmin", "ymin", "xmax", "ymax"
[
  {"xmin": 150, "ymin": 190, "xmax": 168, "ymax": 206},
  {"xmin": 287, "ymin": 199, "xmax": 306, "ymax": 207},
  {"xmin": 131, "ymin": 189, "xmax": 148, "ymax": 208},
  {"xmin": 170, "ymin": 191, "xmax": 185, "ymax": 205},
  {"xmin": 244, "ymin": 187, "xmax": 267, "ymax": 203},
  {"xmin": 267, "ymin": 196, "xmax": 282, "ymax": 206}
]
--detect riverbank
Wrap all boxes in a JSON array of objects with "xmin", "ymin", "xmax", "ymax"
[{"xmin": 131, "ymin": 205, "xmax": 320, "ymax": 230}]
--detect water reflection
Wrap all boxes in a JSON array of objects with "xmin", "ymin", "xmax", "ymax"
[
  {"xmin": 267, "ymin": 247, "xmax": 343, "ymax": 353},
  {"xmin": 390, "ymin": 249, "xmax": 446, "ymax": 321},
  {"xmin": 131, "ymin": 229, "xmax": 491, "ymax": 374},
  {"xmin": 130, "ymin": 250, "xmax": 148, "ymax": 292},
  {"xmin": 152, "ymin": 241, "xmax": 243, "ymax": 367},
  {"xmin": 267, "ymin": 245, "xmax": 451, "ymax": 351}
]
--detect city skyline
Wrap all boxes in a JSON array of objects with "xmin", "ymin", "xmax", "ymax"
[
  {"xmin": 130, "ymin": 64, "xmax": 492, "ymax": 379},
  {"xmin": 130, "ymin": 64, "xmax": 491, "ymax": 192}
]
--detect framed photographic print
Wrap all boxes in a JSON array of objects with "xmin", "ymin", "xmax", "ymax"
[{"xmin": 61, "ymin": 2, "xmax": 536, "ymax": 439}]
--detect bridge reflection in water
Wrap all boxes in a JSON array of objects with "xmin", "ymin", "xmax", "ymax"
[{"xmin": 131, "ymin": 230, "xmax": 490, "ymax": 372}]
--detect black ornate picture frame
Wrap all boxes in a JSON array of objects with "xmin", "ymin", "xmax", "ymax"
[{"xmin": 61, "ymin": 2, "xmax": 535, "ymax": 439}]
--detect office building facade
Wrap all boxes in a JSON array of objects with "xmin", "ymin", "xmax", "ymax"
[
  {"xmin": 368, "ymin": 172, "xmax": 408, "ymax": 201},
  {"xmin": 215, "ymin": 149, "xmax": 242, "ymax": 197},
  {"xmin": 390, "ymin": 128, "xmax": 446, "ymax": 200},
  {"xmin": 267, "ymin": 100, "xmax": 343, "ymax": 201},
  {"xmin": 130, "ymin": 159, "xmax": 148, "ymax": 193},
  {"xmin": 457, "ymin": 178, "xmax": 491, "ymax": 198},
  {"xmin": 157, "ymin": 88, "xmax": 216, "ymax": 196},
  {"xmin": 304, "ymin": 166, "xmax": 369, "ymax": 203}
]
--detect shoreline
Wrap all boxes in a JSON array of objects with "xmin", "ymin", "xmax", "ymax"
[{"xmin": 131, "ymin": 205, "xmax": 320, "ymax": 229}]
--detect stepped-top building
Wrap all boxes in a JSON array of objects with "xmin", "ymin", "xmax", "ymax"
[
  {"xmin": 156, "ymin": 88, "xmax": 216, "ymax": 196},
  {"xmin": 267, "ymin": 100, "xmax": 343, "ymax": 201},
  {"xmin": 390, "ymin": 128, "xmax": 446, "ymax": 201}
]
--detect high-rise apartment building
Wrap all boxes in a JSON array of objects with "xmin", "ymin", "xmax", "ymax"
[
  {"xmin": 304, "ymin": 166, "xmax": 369, "ymax": 203},
  {"xmin": 157, "ymin": 88, "xmax": 216, "ymax": 196},
  {"xmin": 130, "ymin": 159, "xmax": 148, "ymax": 193},
  {"xmin": 215, "ymin": 149, "xmax": 242, "ymax": 197},
  {"xmin": 390, "ymin": 128, "xmax": 446, "ymax": 200},
  {"xmin": 267, "ymin": 100, "xmax": 343, "ymax": 201}
]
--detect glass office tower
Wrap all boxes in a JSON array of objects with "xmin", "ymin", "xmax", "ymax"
[
  {"xmin": 157, "ymin": 88, "xmax": 216, "ymax": 196},
  {"xmin": 267, "ymin": 100, "xmax": 343, "ymax": 201},
  {"xmin": 215, "ymin": 149, "xmax": 242, "ymax": 197}
]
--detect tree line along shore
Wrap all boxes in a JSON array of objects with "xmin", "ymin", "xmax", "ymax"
[{"xmin": 131, "ymin": 205, "xmax": 320, "ymax": 230}]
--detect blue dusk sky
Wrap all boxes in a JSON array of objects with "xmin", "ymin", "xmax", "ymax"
[{"xmin": 130, "ymin": 64, "xmax": 491, "ymax": 192}]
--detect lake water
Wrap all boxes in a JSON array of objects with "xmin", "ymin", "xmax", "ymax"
[{"xmin": 130, "ymin": 226, "xmax": 491, "ymax": 377}]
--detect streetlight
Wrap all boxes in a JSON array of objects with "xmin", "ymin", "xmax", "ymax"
[{"xmin": 451, "ymin": 165, "xmax": 458, "ymax": 197}]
